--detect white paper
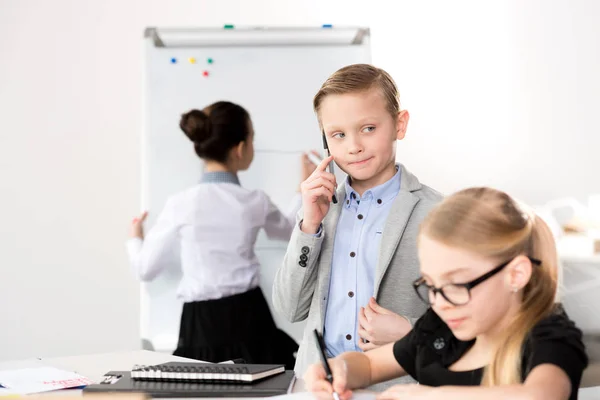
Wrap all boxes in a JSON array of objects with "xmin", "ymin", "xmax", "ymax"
[
  {"xmin": 272, "ymin": 391, "xmax": 377, "ymax": 400},
  {"xmin": 0, "ymin": 387, "xmax": 19, "ymax": 396},
  {"xmin": 0, "ymin": 367, "xmax": 93, "ymax": 394}
]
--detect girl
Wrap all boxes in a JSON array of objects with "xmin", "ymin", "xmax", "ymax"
[
  {"xmin": 305, "ymin": 187, "xmax": 588, "ymax": 399},
  {"xmin": 128, "ymin": 101, "xmax": 316, "ymax": 369}
]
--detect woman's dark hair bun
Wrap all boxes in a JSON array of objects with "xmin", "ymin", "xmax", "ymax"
[
  {"xmin": 180, "ymin": 109, "xmax": 211, "ymax": 144},
  {"xmin": 178, "ymin": 102, "xmax": 251, "ymax": 163}
]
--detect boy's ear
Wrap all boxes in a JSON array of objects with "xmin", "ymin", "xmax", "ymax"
[{"xmin": 396, "ymin": 110, "xmax": 410, "ymax": 140}]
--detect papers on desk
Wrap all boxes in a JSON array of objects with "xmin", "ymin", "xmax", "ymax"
[
  {"xmin": 0, "ymin": 386, "xmax": 19, "ymax": 396},
  {"xmin": 272, "ymin": 391, "xmax": 377, "ymax": 400},
  {"xmin": 0, "ymin": 367, "xmax": 93, "ymax": 394}
]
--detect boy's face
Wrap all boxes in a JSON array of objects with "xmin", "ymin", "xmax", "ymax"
[
  {"xmin": 319, "ymin": 87, "xmax": 408, "ymax": 184},
  {"xmin": 417, "ymin": 234, "xmax": 520, "ymax": 342}
]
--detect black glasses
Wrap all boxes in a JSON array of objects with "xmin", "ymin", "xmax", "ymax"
[{"xmin": 412, "ymin": 257, "xmax": 542, "ymax": 306}]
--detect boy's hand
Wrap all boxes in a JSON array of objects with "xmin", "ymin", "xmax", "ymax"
[
  {"xmin": 357, "ymin": 297, "xmax": 412, "ymax": 351},
  {"xmin": 300, "ymin": 155, "xmax": 337, "ymax": 234}
]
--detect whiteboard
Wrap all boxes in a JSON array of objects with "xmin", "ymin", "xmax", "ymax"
[{"xmin": 142, "ymin": 26, "xmax": 371, "ymax": 352}]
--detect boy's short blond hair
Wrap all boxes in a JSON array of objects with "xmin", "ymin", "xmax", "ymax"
[{"xmin": 313, "ymin": 64, "xmax": 400, "ymax": 123}]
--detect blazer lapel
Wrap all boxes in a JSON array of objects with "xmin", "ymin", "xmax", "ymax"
[{"xmin": 374, "ymin": 164, "xmax": 422, "ymax": 297}]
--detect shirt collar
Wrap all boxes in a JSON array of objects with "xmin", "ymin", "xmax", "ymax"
[
  {"xmin": 200, "ymin": 171, "xmax": 240, "ymax": 185},
  {"xmin": 344, "ymin": 164, "xmax": 401, "ymax": 208}
]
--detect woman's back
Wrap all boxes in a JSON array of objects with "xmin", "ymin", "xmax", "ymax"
[
  {"xmin": 128, "ymin": 101, "xmax": 312, "ymax": 367},
  {"xmin": 172, "ymin": 178, "xmax": 296, "ymax": 301}
]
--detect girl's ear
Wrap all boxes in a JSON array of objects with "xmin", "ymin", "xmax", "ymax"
[
  {"xmin": 506, "ymin": 255, "xmax": 533, "ymax": 292},
  {"xmin": 396, "ymin": 110, "xmax": 410, "ymax": 140}
]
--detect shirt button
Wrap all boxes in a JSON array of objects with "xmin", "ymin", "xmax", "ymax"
[
  {"xmin": 350, "ymin": 252, "xmax": 356, "ymax": 257},
  {"xmin": 377, "ymin": 199, "xmax": 382, "ymax": 204},
  {"xmin": 346, "ymin": 334, "xmax": 352, "ymax": 340},
  {"xmin": 351, "ymin": 193, "xmax": 356, "ymax": 199},
  {"xmin": 346, "ymin": 200, "xmax": 350, "ymax": 205},
  {"xmin": 348, "ymin": 291, "xmax": 354, "ymax": 298},
  {"xmin": 357, "ymin": 214, "xmax": 364, "ymax": 220}
]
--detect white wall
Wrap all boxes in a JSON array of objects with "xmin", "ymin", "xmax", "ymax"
[
  {"xmin": 1, "ymin": 0, "xmax": 599, "ymax": 360},
  {"xmin": 376, "ymin": 0, "xmax": 600, "ymax": 206}
]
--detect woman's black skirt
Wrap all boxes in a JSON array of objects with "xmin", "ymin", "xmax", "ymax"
[{"xmin": 173, "ymin": 287, "xmax": 298, "ymax": 370}]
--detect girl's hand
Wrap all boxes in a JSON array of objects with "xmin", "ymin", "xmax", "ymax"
[{"xmin": 304, "ymin": 359, "xmax": 352, "ymax": 400}]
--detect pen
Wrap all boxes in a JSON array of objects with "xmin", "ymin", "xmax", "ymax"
[
  {"xmin": 313, "ymin": 329, "xmax": 341, "ymax": 400},
  {"xmin": 321, "ymin": 133, "xmax": 338, "ymax": 204}
]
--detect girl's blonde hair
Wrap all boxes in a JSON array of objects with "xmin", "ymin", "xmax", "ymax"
[
  {"xmin": 420, "ymin": 187, "xmax": 558, "ymax": 386},
  {"xmin": 313, "ymin": 64, "xmax": 400, "ymax": 123}
]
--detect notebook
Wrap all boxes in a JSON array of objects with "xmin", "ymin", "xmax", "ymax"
[
  {"xmin": 82, "ymin": 362, "xmax": 295, "ymax": 398},
  {"xmin": 130, "ymin": 362, "xmax": 284, "ymax": 383}
]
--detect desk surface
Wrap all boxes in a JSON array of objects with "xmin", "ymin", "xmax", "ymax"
[
  {"xmin": 0, "ymin": 350, "xmax": 597, "ymax": 398},
  {"xmin": 0, "ymin": 350, "xmax": 199, "ymax": 385},
  {"xmin": 0, "ymin": 350, "xmax": 304, "ymax": 397}
]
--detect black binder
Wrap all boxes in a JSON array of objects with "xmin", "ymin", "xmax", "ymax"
[{"xmin": 83, "ymin": 362, "xmax": 295, "ymax": 398}]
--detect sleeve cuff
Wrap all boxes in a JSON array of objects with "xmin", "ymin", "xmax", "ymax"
[
  {"xmin": 126, "ymin": 237, "xmax": 143, "ymax": 260},
  {"xmin": 299, "ymin": 220, "xmax": 323, "ymax": 238}
]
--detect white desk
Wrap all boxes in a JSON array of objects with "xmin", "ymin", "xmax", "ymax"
[
  {"xmin": 0, "ymin": 350, "xmax": 200, "ymax": 386},
  {"xmin": 0, "ymin": 350, "xmax": 303, "ymax": 397},
  {"xmin": 0, "ymin": 350, "xmax": 597, "ymax": 398}
]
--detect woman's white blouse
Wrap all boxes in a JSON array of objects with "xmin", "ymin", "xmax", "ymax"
[{"xmin": 127, "ymin": 182, "xmax": 301, "ymax": 302}]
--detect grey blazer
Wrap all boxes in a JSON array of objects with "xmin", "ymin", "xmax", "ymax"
[{"xmin": 272, "ymin": 164, "xmax": 443, "ymax": 388}]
